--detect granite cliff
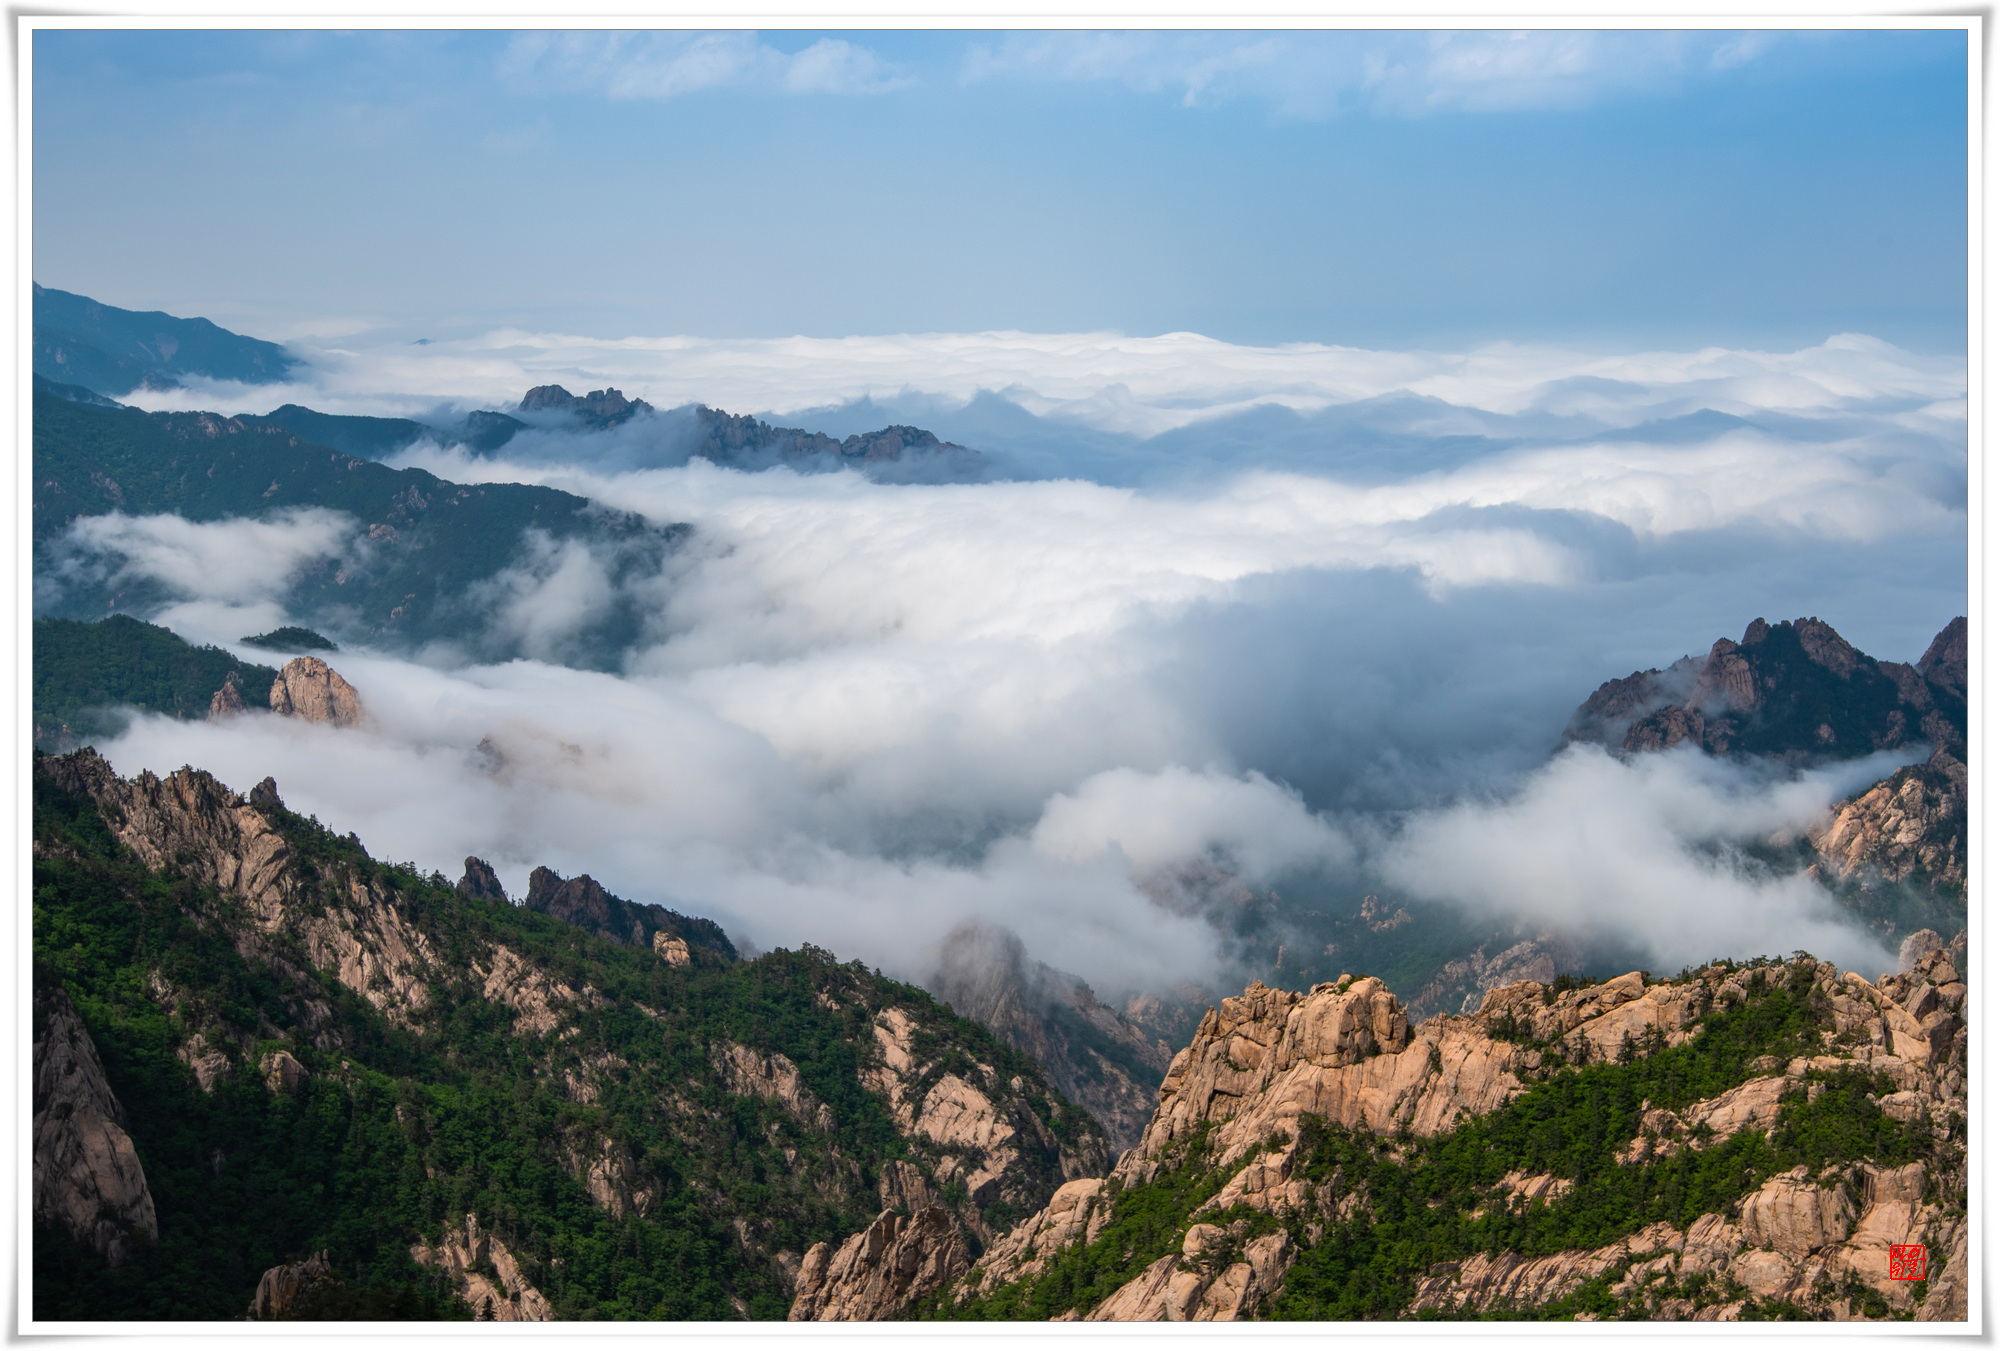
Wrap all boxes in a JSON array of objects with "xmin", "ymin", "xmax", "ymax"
[{"xmin": 893, "ymin": 940, "xmax": 1968, "ymax": 1323}]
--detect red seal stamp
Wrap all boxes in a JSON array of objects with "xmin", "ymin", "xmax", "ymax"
[{"xmin": 1890, "ymin": 1244, "xmax": 1928, "ymax": 1281}]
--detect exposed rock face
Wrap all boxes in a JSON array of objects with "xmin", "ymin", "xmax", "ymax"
[
  {"xmin": 410, "ymin": 1214, "xmax": 553, "ymax": 1321},
  {"xmin": 206, "ymin": 670, "xmax": 246, "ymax": 721},
  {"xmin": 927, "ymin": 920, "xmax": 1173, "ymax": 1154},
  {"xmin": 248, "ymin": 776, "xmax": 282, "ymax": 810},
  {"xmin": 33, "ymin": 985, "xmax": 159, "ymax": 1268},
  {"xmin": 712, "ymin": 1041, "xmax": 836, "ymax": 1132},
  {"xmin": 1810, "ymin": 745, "xmax": 1967, "ymax": 895},
  {"xmin": 1403, "ymin": 932, "xmax": 1586, "ymax": 1021},
  {"xmin": 456, "ymin": 856, "xmax": 506, "ymax": 904},
  {"xmin": 176, "ymin": 1032, "xmax": 231, "ymax": 1092},
  {"xmin": 518, "ymin": 384, "xmax": 652, "ymax": 427},
  {"xmin": 653, "ymin": 932, "xmax": 691, "ymax": 966},
  {"xmin": 524, "ymin": 865, "xmax": 736, "ymax": 962},
  {"xmin": 1564, "ymin": 616, "xmax": 1966, "ymax": 763},
  {"xmin": 789, "ymin": 1207, "xmax": 969, "ymax": 1321},
  {"xmin": 1898, "ymin": 928, "xmax": 1946, "ymax": 972},
  {"xmin": 260, "ymin": 1049, "xmax": 309, "ymax": 1093},
  {"xmin": 36, "ymin": 750, "xmax": 449, "ymax": 1041},
  {"xmin": 559, "ymin": 1135, "xmax": 655, "ymax": 1220},
  {"xmin": 267, "ymin": 656, "xmax": 363, "ymax": 726},
  {"xmin": 690, "ymin": 405, "xmax": 983, "ymax": 475},
  {"xmin": 248, "ymin": 1250, "xmax": 333, "ymax": 1318},
  {"xmin": 957, "ymin": 947, "xmax": 1969, "ymax": 1323},
  {"xmin": 1087, "ymin": 1228, "xmax": 1293, "ymax": 1321}
]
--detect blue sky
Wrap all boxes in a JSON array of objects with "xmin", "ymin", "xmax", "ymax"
[{"xmin": 32, "ymin": 27, "xmax": 1969, "ymax": 351}]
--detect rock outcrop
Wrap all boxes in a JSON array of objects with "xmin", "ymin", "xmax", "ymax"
[
  {"xmin": 267, "ymin": 656, "xmax": 364, "ymax": 726},
  {"xmin": 1564, "ymin": 616, "xmax": 1966, "ymax": 763},
  {"xmin": 927, "ymin": 920, "xmax": 1173, "ymax": 1153},
  {"xmin": 950, "ymin": 946, "xmax": 1969, "ymax": 1323},
  {"xmin": 409, "ymin": 1214, "xmax": 553, "ymax": 1321},
  {"xmin": 248, "ymin": 1250, "xmax": 334, "ymax": 1318},
  {"xmin": 206, "ymin": 670, "xmax": 246, "ymax": 721},
  {"xmin": 524, "ymin": 866, "xmax": 736, "ymax": 962},
  {"xmin": 33, "ymin": 986, "xmax": 159, "ymax": 1268},
  {"xmin": 456, "ymin": 856, "xmax": 507, "ymax": 903},
  {"xmin": 789, "ymin": 1207, "xmax": 969, "ymax": 1321},
  {"xmin": 1810, "ymin": 745, "xmax": 1967, "ymax": 895}
]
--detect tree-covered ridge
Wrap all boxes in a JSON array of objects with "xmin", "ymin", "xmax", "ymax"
[
  {"xmin": 33, "ymin": 392, "xmax": 686, "ymax": 664},
  {"xmin": 927, "ymin": 951, "xmax": 1966, "ymax": 1324},
  {"xmin": 32, "ymin": 752, "xmax": 1106, "ymax": 1321},
  {"xmin": 34, "ymin": 615, "xmax": 277, "ymax": 751}
]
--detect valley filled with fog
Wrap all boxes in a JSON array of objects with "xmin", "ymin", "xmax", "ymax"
[{"xmin": 63, "ymin": 326, "xmax": 1967, "ymax": 1000}]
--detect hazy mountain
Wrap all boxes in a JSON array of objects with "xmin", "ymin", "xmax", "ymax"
[
  {"xmin": 33, "ymin": 391, "xmax": 685, "ymax": 665},
  {"xmin": 33, "ymin": 284, "xmax": 297, "ymax": 395}
]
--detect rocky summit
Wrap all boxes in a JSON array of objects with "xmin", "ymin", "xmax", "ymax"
[{"xmin": 909, "ymin": 945, "xmax": 1967, "ymax": 1323}]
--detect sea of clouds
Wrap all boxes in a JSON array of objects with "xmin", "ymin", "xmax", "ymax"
[{"xmin": 81, "ymin": 327, "xmax": 1967, "ymax": 991}]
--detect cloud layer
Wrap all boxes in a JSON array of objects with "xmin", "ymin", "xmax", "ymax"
[{"xmin": 83, "ymin": 324, "xmax": 1965, "ymax": 999}]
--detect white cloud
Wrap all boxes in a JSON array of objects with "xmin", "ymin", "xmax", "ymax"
[
  {"xmin": 45, "ymin": 508, "xmax": 357, "ymax": 607},
  {"xmin": 140, "ymin": 328, "xmax": 1963, "ymax": 449},
  {"xmin": 498, "ymin": 31, "xmax": 911, "ymax": 100},
  {"xmin": 960, "ymin": 30, "xmax": 1781, "ymax": 120},
  {"xmin": 1377, "ymin": 743, "xmax": 1916, "ymax": 976},
  {"xmin": 74, "ymin": 319, "xmax": 1964, "ymax": 1001}
]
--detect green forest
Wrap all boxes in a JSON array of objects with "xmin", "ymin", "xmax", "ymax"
[
  {"xmin": 32, "ymin": 760, "xmax": 1102, "ymax": 1320},
  {"xmin": 33, "ymin": 615, "xmax": 276, "ymax": 750}
]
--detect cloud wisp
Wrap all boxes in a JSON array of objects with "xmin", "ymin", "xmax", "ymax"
[
  {"xmin": 1376, "ymin": 742, "xmax": 1915, "ymax": 976},
  {"xmin": 959, "ymin": 30, "xmax": 1790, "ymax": 120},
  {"xmin": 498, "ymin": 31, "xmax": 912, "ymax": 100}
]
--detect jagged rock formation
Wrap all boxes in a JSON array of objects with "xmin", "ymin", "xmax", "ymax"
[
  {"xmin": 523, "ymin": 865, "xmax": 737, "ymax": 962},
  {"xmin": 32, "ymin": 748, "xmax": 1106, "ymax": 1322},
  {"xmin": 410, "ymin": 1214, "xmax": 554, "ymax": 1321},
  {"xmin": 789, "ymin": 1208, "xmax": 969, "ymax": 1321},
  {"xmin": 933, "ymin": 947, "xmax": 1968, "ymax": 1323},
  {"xmin": 688, "ymin": 405, "xmax": 980, "ymax": 474},
  {"xmin": 1087, "ymin": 1227, "xmax": 1292, "ymax": 1321},
  {"xmin": 206, "ymin": 669, "xmax": 246, "ymax": 721},
  {"xmin": 927, "ymin": 921, "xmax": 1173, "ymax": 1154},
  {"xmin": 1402, "ymin": 932, "xmax": 1586, "ymax": 1021},
  {"xmin": 248, "ymin": 1250, "xmax": 334, "ymax": 1318},
  {"xmin": 456, "ymin": 855, "xmax": 506, "ymax": 903},
  {"xmin": 519, "ymin": 384, "xmax": 652, "ymax": 428},
  {"xmin": 1565, "ymin": 616, "xmax": 1966, "ymax": 762},
  {"xmin": 267, "ymin": 656, "xmax": 363, "ymax": 726},
  {"xmin": 1810, "ymin": 744, "xmax": 1967, "ymax": 896},
  {"xmin": 33, "ymin": 986, "xmax": 159, "ymax": 1269}
]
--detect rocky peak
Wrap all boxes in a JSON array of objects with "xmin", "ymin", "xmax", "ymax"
[
  {"xmin": 524, "ymin": 865, "xmax": 737, "ymax": 962},
  {"xmin": 518, "ymin": 384, "xmax": 652, "ymax": 428},
  {"xmin": 1564, "ymin": 615, "xmax": 1967, "ymax": 762},
  {"xmin": 206, "ymin": 669, "xmax": 246, "ymax": 722},
  {"xmin": 457, "ymin": 856, "xmax": 507, "ymax": 903},
  {"xmin": 268, "ymin": 656, "xmax": 364, "ymax": 726},
  {"xmin": 1917, "ymin": 616, "xmax": 1967, "ymax": 698}
]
